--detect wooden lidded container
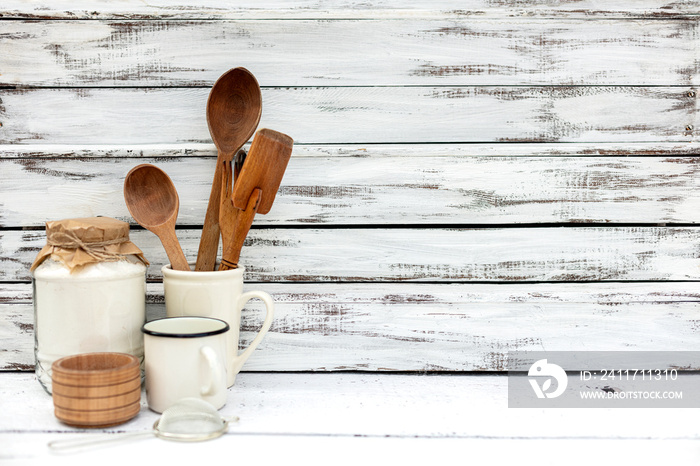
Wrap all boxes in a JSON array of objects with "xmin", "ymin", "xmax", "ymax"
[{"xmin": 51, "ymin": 352, "xmax": 141, "ymax": 428}]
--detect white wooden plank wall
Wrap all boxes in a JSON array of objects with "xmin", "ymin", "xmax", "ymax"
[
  {"xmin": 2, "ymin": 1, "xmax": 699, "ymax": 19},
  {"xmin": 1, "ymin": 1, "xmax": 699, "ymax": 372}
]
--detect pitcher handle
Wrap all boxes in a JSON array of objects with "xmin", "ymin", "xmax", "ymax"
[{"xmin": 231, "ymin": 291, "xmax": 274, "ymax": 374}]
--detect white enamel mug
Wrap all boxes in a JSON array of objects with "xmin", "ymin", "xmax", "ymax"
[
  {"xmin": 162, "ymin": 263, "xmax": 274, "ymax": 387},
  {"xmin": 142, "ymin": 316, "xmax": 229, "ymax": 413}
]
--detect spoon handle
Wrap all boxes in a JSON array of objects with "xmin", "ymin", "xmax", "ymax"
[
  {"xmin": 219, "ymin": 188, "xmax": 261, "ymax": 271},
  {"xmin": 195, "ymin": 152, "xmax": 225, "ymax": 271},
  {"xmin": 159, "ymin": 229, "xmax": 190, "ymax": 271}
]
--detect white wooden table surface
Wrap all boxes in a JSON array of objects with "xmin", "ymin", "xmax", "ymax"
[
  {"xmin": 2, "ymin": 1, "xmax": 700, "ymax": 460},
  {"xmin": 3, "ymin": 372, "xmax": 700, "ymax": 464}
]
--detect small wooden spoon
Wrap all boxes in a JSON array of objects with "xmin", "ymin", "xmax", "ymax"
[
  {"xmin": 124, "ymin": 164, "xmax": 190, "ymax": 271},
  {"xmin": 196, "ymin": 67, "xmax": 262, "ymax": 271}
]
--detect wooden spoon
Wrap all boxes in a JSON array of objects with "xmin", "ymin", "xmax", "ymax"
[
  {"xmin": 219, "ymin": 129, "xmax": 293, "ymax": 271},
  {"xmin": 196, "ymin": 67, "xmax": 262, "ymax": 271},
  {"xmin": 123, "ymin": 164, "xmax": 190, "ymax": 271}
]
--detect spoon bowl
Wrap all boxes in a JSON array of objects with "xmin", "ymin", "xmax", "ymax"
[
  {"xmin": 207, "ymin": 69, "xmax": 262, "ymax": 154},
  {"xmin": 196, "ymin": 67, "xmax": 262, "ymax": 271},
  {"xmin": 124, "ymin": 164, "xmax": 178, "ymax": 227},
  {"xmin": 124, "ymin": 164, "xmax": 189, "ymax": 271}
]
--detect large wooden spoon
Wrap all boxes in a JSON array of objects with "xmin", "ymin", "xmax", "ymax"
[
  {"xmin": 123, "ymin": 164, "xmax": 190, "ymax": 271},
  {"xmin": 196, "ymin": 67, "xmax": 262, "ymax": 271}
]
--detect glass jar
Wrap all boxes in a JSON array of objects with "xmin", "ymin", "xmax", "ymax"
[{"xmin": 30, "ymin": 217, "xmax": 149, "ymax": 393}]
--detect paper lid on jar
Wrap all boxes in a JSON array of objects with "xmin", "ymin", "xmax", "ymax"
[{"xmin": 30, "ymin": 217, "xmax": 150, "ymax": 272}]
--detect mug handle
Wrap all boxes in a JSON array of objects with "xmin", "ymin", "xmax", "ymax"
[
  {"xmin": 231, "ymin": 291, "xmax": 275, "ymax": 374},
  {"xmin": 200, "ymin": 346, "xmax": 225, "ymax": 396}
]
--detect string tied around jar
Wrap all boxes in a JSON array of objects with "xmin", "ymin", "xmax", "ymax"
[
  {"xmin": 30, "ymin": 217, "xmax": 149, "ymax": 273},
  {"xmin": 47, "ymin": 230, "xmax": 129, "ymax": 262}
]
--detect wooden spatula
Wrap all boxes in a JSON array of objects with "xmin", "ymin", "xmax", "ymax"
[
  {"xmin": 219, "ymin": 128, "xmax": 293, "ymax": 271},
  {"xmin": 218, "ymin": 149, "xmax": 246, "ymax": 269}
]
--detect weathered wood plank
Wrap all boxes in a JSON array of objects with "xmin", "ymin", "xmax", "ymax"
[
  {"xmin": 3, "ymin": 282, "xmax": 700, "ymax": 371},
  {"xmin": 2, "ymin": 436, "xmax": 698, "ymax": 466},
  {"xmin": 2, "ymin": 1, "xmax": 698, "ymax": 19},
  {"xmin": 3, "ymin": 227, "xmax": 699, "ymax": 282},
  {"xmin": 2, "ymin": 155, "xmax": 700, "ymax": 227},
  {"xmin": 2, "ymin": 142, "xmax": 700, "ymax": 159},
  {"xmin": 2, "ymin": 19, "xmax": 698, "ymax": 86},
  {"xmin": 7, "ymin": 280, "xmax": 699, "ymax": 305},
  {"xmin": 0, "ymin": 87, "xmax": 696, "ymax": 144},
  {"xmin": 4, "ymin": 373, "xmax": 700, "ymax": 456}
]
